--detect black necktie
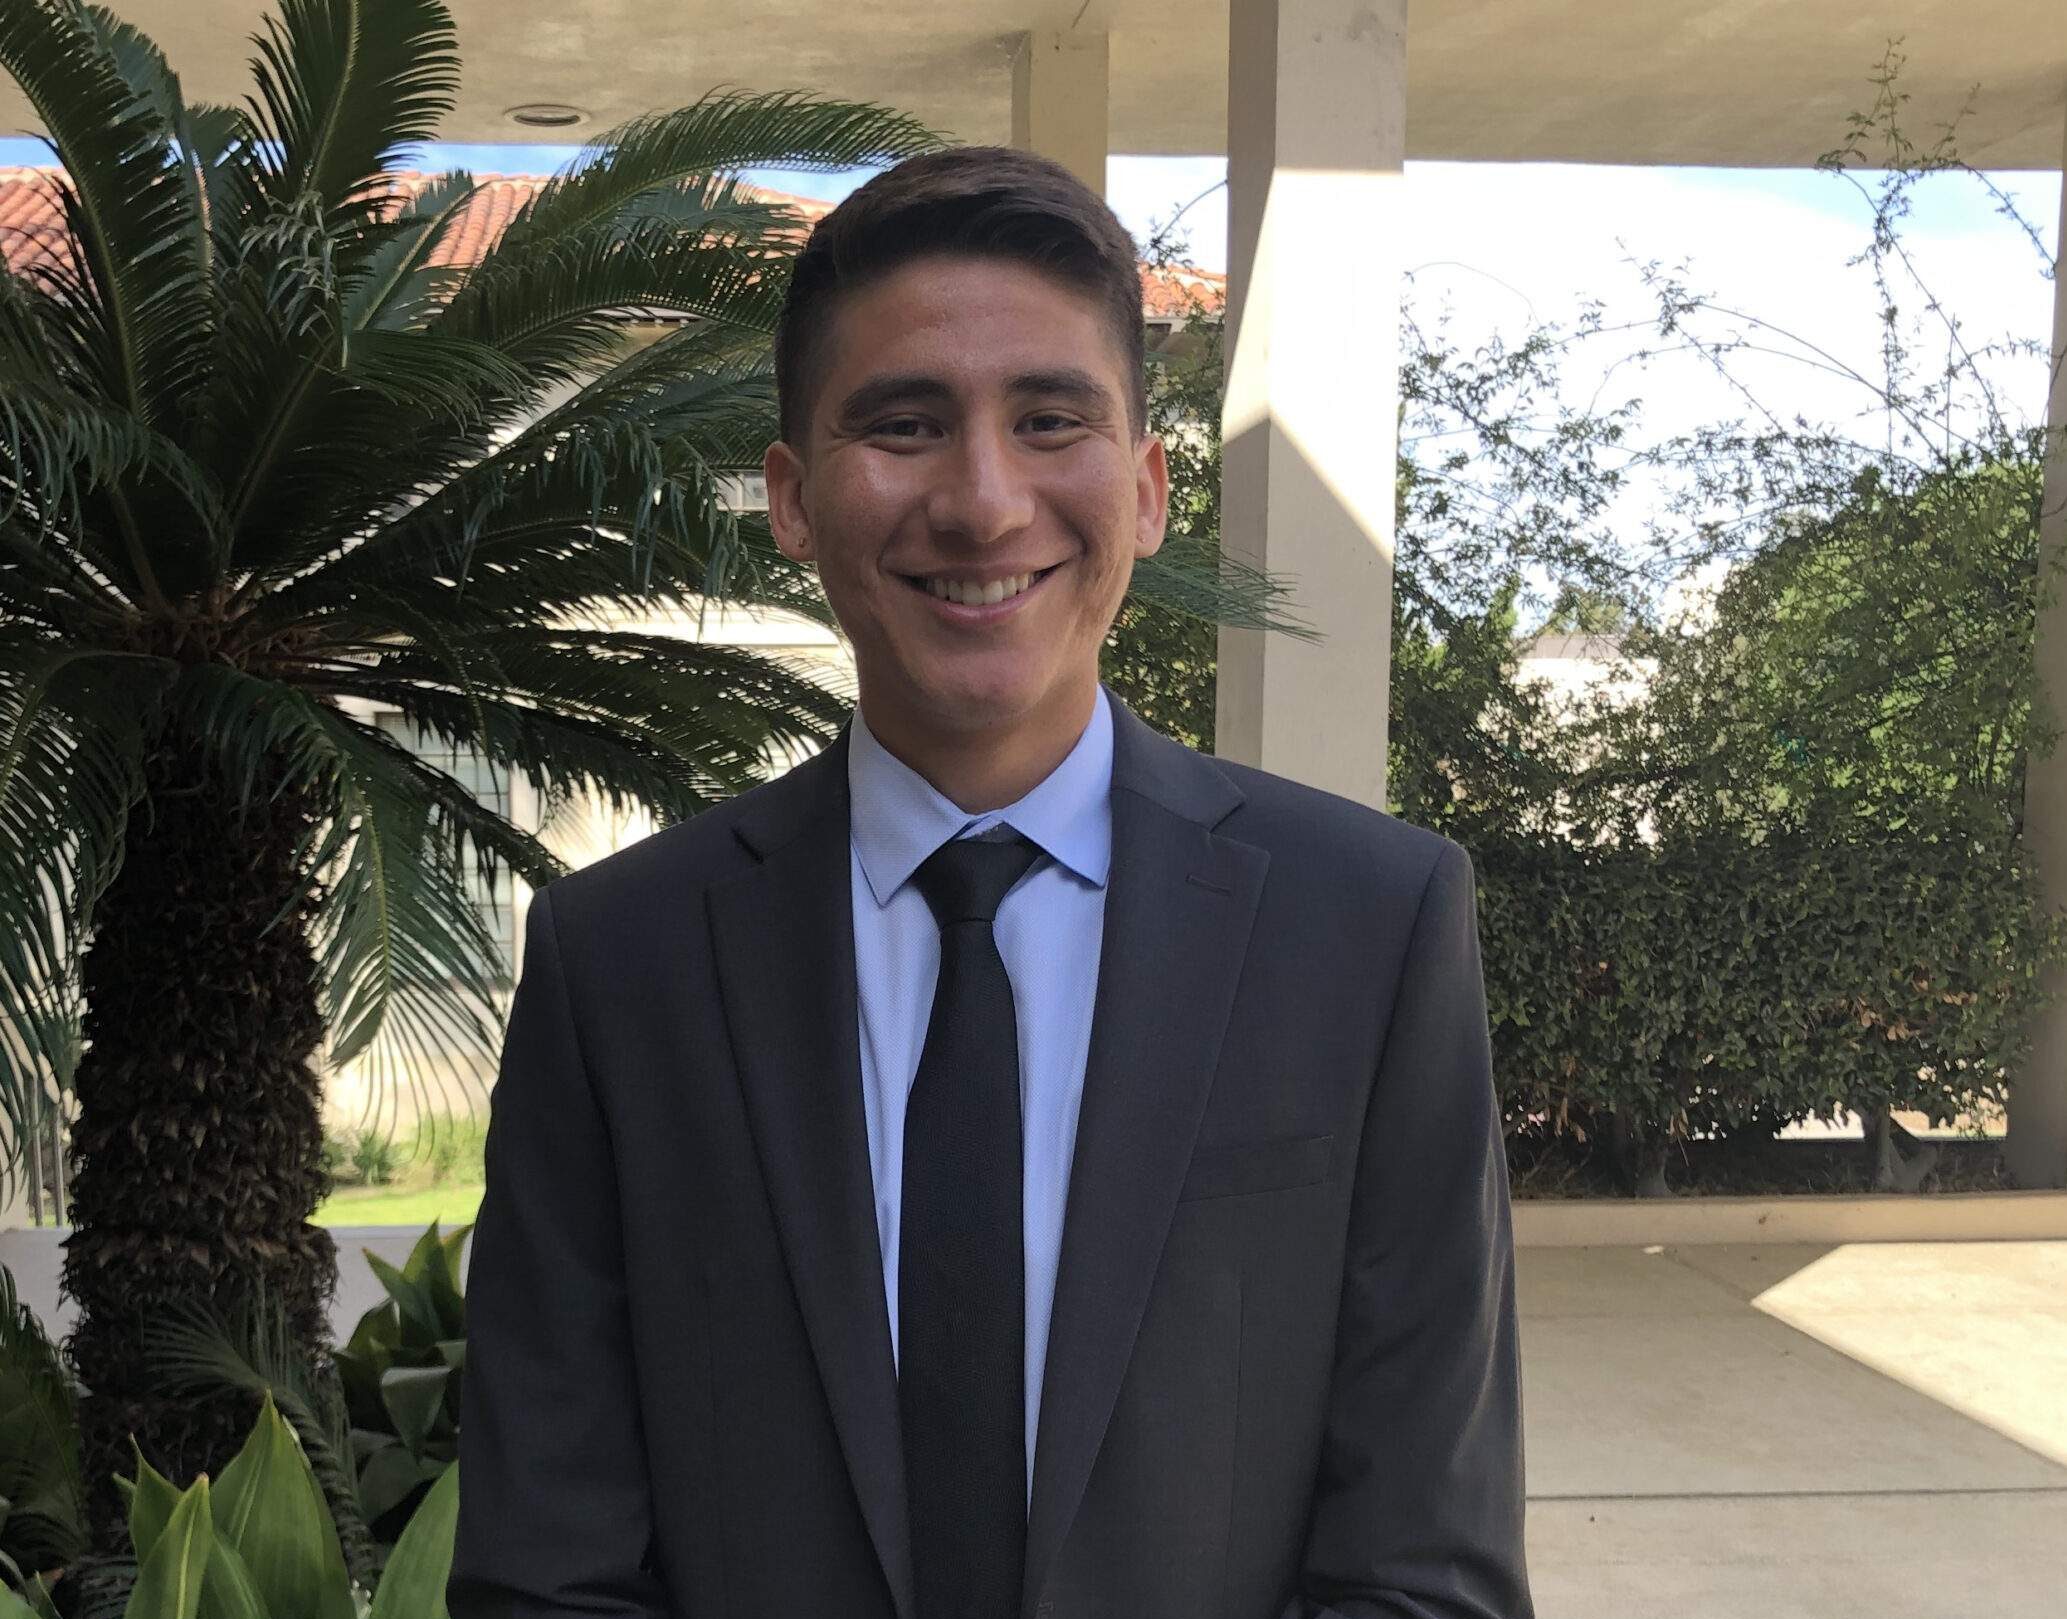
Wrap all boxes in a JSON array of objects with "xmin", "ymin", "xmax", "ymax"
[{"xmin": 899, "ymin": 828, "xmax": 1043, "ymax": 1619}]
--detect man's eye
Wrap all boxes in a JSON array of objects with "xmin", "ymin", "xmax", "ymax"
[
  {"xmin": 871, "ymin": 418, "xmax": 934, "ymax": 439},
  {"xmin": 1024, "ymin": 412, "xmax": 1081, "ymax": 434}
]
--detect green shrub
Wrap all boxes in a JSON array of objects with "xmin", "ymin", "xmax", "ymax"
[
  {"xmin": 2, "ymin": 1242, "xmax": 468, "ymax": 1616},
  {"xmin": 0, "ymin": 1268, "xmax": 87, "ymax": 1599},
  {"xmin": 1473, "ymin": 805, "xmax": 2067, "ymax": 1194},
  {"xmin": 336, "ymin": 1224, "xmax": 471, "ymax": 1545},
  {"xmin": 67, "ymin": 1392, "xmax": 458, "ymax": 1619},
  {"xmin": 409, "ymin": 1113, "xmax": 489, "ymax": 1186},
  {"xmin": 349, "ymin": 1131, "xmax": 402, "ymax": 1189}
]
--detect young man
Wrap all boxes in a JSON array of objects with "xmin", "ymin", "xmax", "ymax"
[{"xmin": 451, "ymin": 146, "xmax": 1533, "ymax": 1619}]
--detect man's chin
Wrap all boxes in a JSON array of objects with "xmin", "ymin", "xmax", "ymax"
[{"xmin": 904, "ymin": 666, "xmax": 1065, "ymax": 738}]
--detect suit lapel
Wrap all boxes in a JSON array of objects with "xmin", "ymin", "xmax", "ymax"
[
  {"xmin": 706, "ymin": 731, "xmax": 918, "ymax": 1619},
  {"xmin": 1021, "ymin": 699, "xmax": 1269, "ymax": 1618}
]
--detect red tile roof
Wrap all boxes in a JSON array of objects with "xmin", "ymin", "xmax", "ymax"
[
  {"xmin": 0, "ymin": 166, "xmax": 70, "ymax": 278},
  {"xmin": 0, "ymin": 166, "xmax": 1225, "ymax": 316}
]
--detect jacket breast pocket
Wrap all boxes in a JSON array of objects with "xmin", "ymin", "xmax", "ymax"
[{"xmin": 1176, "ymin": 1131, "xmax": 1335, "ymax": 1202}]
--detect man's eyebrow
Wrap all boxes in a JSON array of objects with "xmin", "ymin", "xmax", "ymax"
[
  {"xmin": 834, "ymin": 374, "xmax": 954, "ymax": 423},
  {"xmin": 1009, "ymin": 368, "xmax": 1116, "ymax": 411},
  {"xmin": 832, "ymin": 368, "xmax": 1118, "ymax": 425}
]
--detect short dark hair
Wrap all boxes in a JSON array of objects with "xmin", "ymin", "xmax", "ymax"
[{"xmin": 773, "ymin": 145, "xmax": 1147, "ymax": 446}]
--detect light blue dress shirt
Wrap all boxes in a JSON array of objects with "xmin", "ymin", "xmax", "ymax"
[{"xmin": 847, "ymin": 685, "xmax": 1114, "ymax": 1507}]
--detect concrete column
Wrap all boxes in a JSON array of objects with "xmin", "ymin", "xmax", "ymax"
[
  {"xmin": 2007, "ymin": 109, "xmax": 2067, "ymax": 1191},
  {"xmin": 1215, "ymin": 0, "xmax": 1404, "ymax": 807},
  {"xmin": 1010, "ymin": 30, "xmax": 1109, "ymax": 199}
]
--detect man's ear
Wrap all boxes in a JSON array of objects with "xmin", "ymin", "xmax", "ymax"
[
  {"xmin": 1133, "ymin": 431, "xmax": 1170, "ymax": 560},
  {"xmin": 763, "ymin": 439, "xmax": 815, "ymax": 563}
]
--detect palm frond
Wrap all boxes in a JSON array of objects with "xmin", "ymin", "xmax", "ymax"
[
  {"xmin": 342, "ymin": 325, "xmax": 535, "ymax": 416},
  {"xmin": 0, "ymin": 373, "xmax": 224, "ymax": 558},
  {"xmin": 137, "ymin": 1277, "xmax": 377, "ymax": 1589},
  {"xmin": 157, "ymin": 665, "xmax": 511, "ymax": 1096},
  {"xmin": 315, "ymin": 677, "xmax": 744, "ymax": 828},
  {"xmin": 0, "ymin": 637, "xmax": 168, "ymax": 1202},
  {"xmin": 0, "ymin": 509, "xmax": 139, "ymax": 637},
  {"xmin": 75, "ymin": 4, "xmax": 233, "ymax": 292},
  {"xmin": 246, "ymin": 0, "xmax": 458, "ymax": 218},
  {"xmin": 248, "ymin": 335, "xmax": 783, "ymax": 621},
  {"xmin": 434, "ymin": 214, "xmax": 791, "ymax": 393},
  {"xmin": 1128, "ymin": 533, "xmax": 1318, "ymax": 637},
  {"xmin": 0, "ymin": 1263, "xmax": 87, "ymax": 1577},
  {"xmin": 493, "ymin": 91, "xmax": 940, "ymax": 254},
  {"xmin": 201, "ymin": 188, "xmax": 353, "ymax": 542},
  {"xmin": 0, "ymin": 0, "xmax": 211, "ymax": 427},
  {"xmin": 520, "ymin": 318, "xmax": 779, "ymax": 469},
  {"xmin": 340, "ymin": 169, "xmax": 473, "ymax": 333},
  {"xmin": 203, "ymin": 0, "xmax": 463, "ymax": 551},
  {"xmin": 363, "ymin": 712, "xmax": 570, "ymax": 894},
  {"xmin": 335, "ymin": 624, "xmax": 849, "ymax": 788}
]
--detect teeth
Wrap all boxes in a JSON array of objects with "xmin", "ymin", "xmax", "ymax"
[{"xmin": 924, "ymin": 571, "xmax": 1035, "ymax": 606}]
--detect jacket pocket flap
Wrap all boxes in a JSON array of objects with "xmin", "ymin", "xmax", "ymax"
[{"xmin": 1177, "ymin": 1131, "xmax": 1335, "ymax": 1202}]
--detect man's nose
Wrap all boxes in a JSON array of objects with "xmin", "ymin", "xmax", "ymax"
[{"xmin": 926, "ymin": 426, "xmax": 1037, "ymax": 545}]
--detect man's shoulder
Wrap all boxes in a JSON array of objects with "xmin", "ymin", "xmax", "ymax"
[
  {"xmin": 530, "ymin": 756, "xmax": 824, "ymax": 925},
  {"xmin": 1179, "ymin": 745, "xmax": 1461, "ymax": 883}
]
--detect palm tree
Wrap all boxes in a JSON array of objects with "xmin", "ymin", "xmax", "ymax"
[
  {"xmin": 0, "ymin": 0, "xmax": 939, "ymax": 1545},
  {"xmin": 0, "ymin": 0, "xmax": 1293, "ymax": 1552}
]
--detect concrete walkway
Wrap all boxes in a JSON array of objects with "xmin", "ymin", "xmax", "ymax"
[
  {"xmin": 1521, "ymin": 1241, "xmax": 2067, "ymax": 1618},
  {"xmin": 5, "ymin": 1227, "xmax": 2062, "ymax": 1617}
]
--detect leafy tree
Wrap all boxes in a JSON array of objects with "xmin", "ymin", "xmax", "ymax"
[
  {"xmin": 1627, "ymin": 450, "xmax": 2053, "ymax": 842},
  {"xmin": 1099, "ymin": 286, "xmax": 1228, "ymax": 750},
  {"xmin": 1107, "ymin": 48, "xmax": 2067, "ymax": 1193},
  {"xmin": 0, "ymin": 0, "xmax": 1292, "ymax": 1550},
  {"xmin": 1534, "ymin": 584, "xmax": 1632, "ymax": 638},
  {"xmin": 1101, "ymin": 248, "xmax": 1651, "ymax": 832}
]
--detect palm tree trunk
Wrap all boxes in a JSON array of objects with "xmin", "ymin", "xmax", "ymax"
[{"xmin": 60, "ymin": 723, "xmax": 339, "ymax": 1550}]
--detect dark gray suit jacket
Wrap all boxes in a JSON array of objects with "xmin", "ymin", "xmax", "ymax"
[{"xmin": 449, "ymin": 693, "xmax": 1533, "ymax": 1619}]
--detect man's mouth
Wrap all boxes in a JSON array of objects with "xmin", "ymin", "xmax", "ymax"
[{"xmin": 900, "ymin": 564, "xmax": 1062, "ymax": 607}]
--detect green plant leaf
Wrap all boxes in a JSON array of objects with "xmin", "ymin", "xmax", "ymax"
[
  {"xmin": 0, "ymin": 0, "xmax": 212, "ymax": 431},
  {"xmin": 367, "ymin": 1460, "xmax": 457, "ymax": 1619},
  {"xmin": 399, "ymin": 1222, "xmax": 467, "ymax": 1339},
  {"xmin": 123, "ymin": 1475, "xmax": 213, "ymax": 1619},
  {"xmin": 0, "ymin": 1583, "xmax": 44, "ymax": 1619},
  {"xmin": 20, "ymin": 1573, "xmax": 61, "ymax": 1619},
  {"xmin": 0, "ymin": 1265, "xmax": 87, "ymax": 1571},
  {"xmin": 246, "ymin": 0, "xmax": 459, "ymax": 216},
  {"xmin": 377, "ymin": 1364, "xmax": 450, "ymax": 1454},
  {"xmin": 354, "ymin": 1441, "xmax": 441, "ymax": 1524},
  {"xmin": 209, "ymin": 1393, "xmax": 354, "ymax": 1619},
  {"xmin": 363, "ymin": 1254, "xmax": 441, "ymax": 1345},
  {"xmin": 438, "ymin": 1221, "xmax": 474, "ymax": 1280},
  {"xmin": 123, "ymin": 1440, "xmax": 183, "ymax": 1566},
  {"xmin": 195, "ymin": 1535, "xmax": 266, "ymax": 1619}
]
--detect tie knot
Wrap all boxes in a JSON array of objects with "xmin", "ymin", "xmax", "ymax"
[{"xmin": 912, "ymin": 829, "xmax": 1042, "ymax": 927}]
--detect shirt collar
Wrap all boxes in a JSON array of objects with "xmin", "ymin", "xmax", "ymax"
[{"xmin": 848, "ymin": 685, "xmax": 1115, "ymax": 907}]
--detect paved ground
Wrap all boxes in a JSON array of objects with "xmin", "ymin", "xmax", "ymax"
[
  {"xmin": 1521, "ymin": 1241, "xmax": 2067, "ymax": 1618},
  {"xmin": 5, "ymin": 1227, "xmax": 2062, "ymax": 1617}
]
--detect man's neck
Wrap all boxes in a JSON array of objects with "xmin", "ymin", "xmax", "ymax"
[{"xmin": 858, "ymin": 684, "xmax": 1100, "ymax": 814}]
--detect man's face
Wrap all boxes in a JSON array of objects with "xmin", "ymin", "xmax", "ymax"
[{"xmin": 764, "ymin": 254, "xmax": 1168, "ymax": 748}]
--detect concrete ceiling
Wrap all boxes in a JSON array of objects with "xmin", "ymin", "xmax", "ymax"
[{"xmin": 2, "ymin": 1, "xmax": 2062, "ymax": 168}]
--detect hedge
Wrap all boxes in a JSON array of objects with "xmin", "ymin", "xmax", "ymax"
[{"xmin": 1466, "ymin": 809, "xmax": 2067, "ymax": 1194}]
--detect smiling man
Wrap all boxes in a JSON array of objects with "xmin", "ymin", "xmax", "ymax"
[{"xmin": 451, "ymin": 147, "xmax": 1534, "ymax": 1619}]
